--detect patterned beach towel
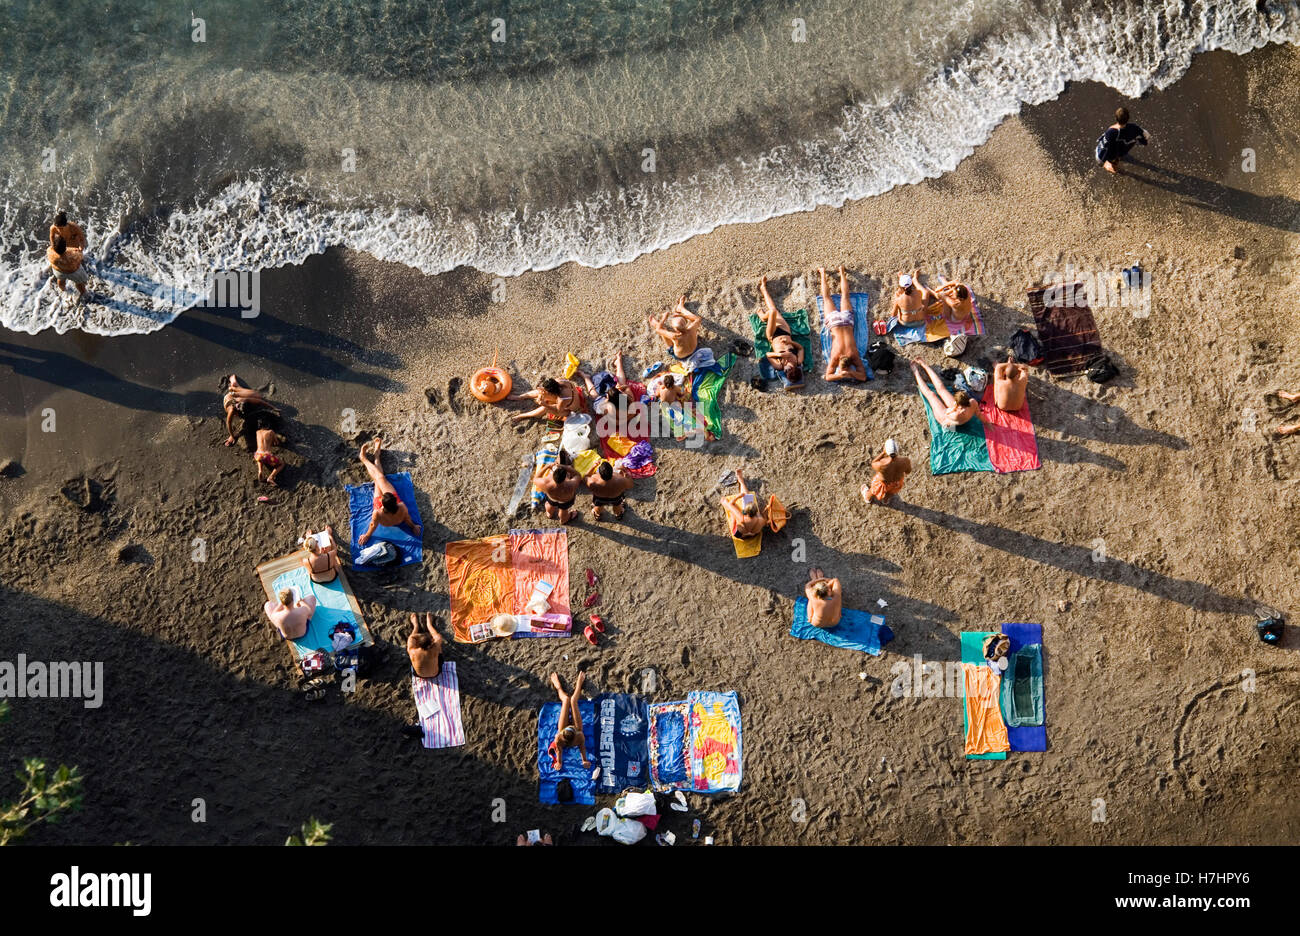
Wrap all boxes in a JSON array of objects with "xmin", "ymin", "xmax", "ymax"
[
  {"xmin": 1028, "ymin": 284, "xmax": 1102, "ymax": 376},
  {"xmin": 413, "ymin": 662, "xmax": 465, "ymax": 749},
  {"xmin": 445, "ymin": 535, "xmax": 513, "ymax": 642},
  {"xmin": 690, "ymin": 351, "xmax": 735, "ymax": 439},
  {"xmin": 509, "ymin": 528, "xmax": 571, "ymax": 637},
  {"xmin": 687, "ymin": 690, "xmax": 743, "ymax": 793}
]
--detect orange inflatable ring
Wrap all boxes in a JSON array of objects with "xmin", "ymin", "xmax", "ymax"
[{"xmin": 471, "ymin": 367, "xmax": 512, "ymax": 403}]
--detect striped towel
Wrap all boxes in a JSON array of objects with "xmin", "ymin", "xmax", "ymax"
[{"xmin": 413, "ymin": 662, "xmax": 465, "ymax": 749}]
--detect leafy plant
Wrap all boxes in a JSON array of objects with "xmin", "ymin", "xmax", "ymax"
[{"xmin": 285, "ymin": 816, "xmax": 332, "ymax": 846}]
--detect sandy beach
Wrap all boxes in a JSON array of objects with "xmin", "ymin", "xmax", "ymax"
[{"xmin": 2, "ymin": 43, "xmax": 1300, "ymax": 846}]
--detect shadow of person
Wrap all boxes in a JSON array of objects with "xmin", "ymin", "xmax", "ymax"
[
  {"xmin": 1125, "ymin": 158, "xmax": 1300, "ymax": 232},
  {"xmin": 1029, "ymin": 378, "xmax": 1189, "ymax": 450}
]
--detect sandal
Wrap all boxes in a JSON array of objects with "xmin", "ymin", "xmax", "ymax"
[
  {"xmin": 589, "ymin": 614, "xmax": 605, "ymax": 634},
  {"xmin": 583, "ymin": 592, "xmax": 601, "ymax": 608},
  {"xmin": 583, "ymin": 625, "xmax": 599, "ymax": 646}
]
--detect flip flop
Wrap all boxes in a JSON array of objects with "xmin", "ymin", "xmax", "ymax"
[
  {"xmin": 585, "ymin": 568, "xmax": 599, "ymax": 588},
  {"xmin": 589, "ymin": 615, "xmax": 605, "ymax": 634},
  {"xmin": 583, "ymin": 625, "xmax": 599, "ymax": 646},
  {"xmin": 583, "ymin": 592, "xmax": 601, "ymax": 608}
]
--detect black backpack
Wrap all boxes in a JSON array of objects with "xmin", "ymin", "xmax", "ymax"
[
  {"xmin": 1009, "ymin": 328, "xmax": 1043, "ymax": 365},
  {"xmin": 1086, "ymin": 355, "xmax": 1119, "ymax": 383},
  {"xmin": 867, "ymin": 340, "xmax": 896, "ymax": 374},
  {"xmin": 1256, "ymin": 617, "xmax": 1285, "ymax": 646}
]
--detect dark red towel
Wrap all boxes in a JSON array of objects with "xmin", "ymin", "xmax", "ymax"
[{"xmin": 1027, "ymin": 284, "xmax": 1102, "ymax": 376}]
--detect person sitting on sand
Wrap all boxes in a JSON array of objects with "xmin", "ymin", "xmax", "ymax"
[
  {"xmin": 863, "ymin": 439, "xmax": 911, "ymax": 506},
  {"xmin": 804, "ymin": 568, "xmax": 843, "ymax": 628},
  {"xmin": 648, "ymin": 295, "xmax": 703, "ymax": 361},
  {"xmin": 536, "ymin": 464, "xmax": 581, "ymax": 524},
  {"xmin": 889, "ymin": 270, "xmax": 939, "ymax": 324},
  {"xmin": 586, "ymin": 460, "xmax": 633, "ymax": 521},
  {"xmin": 221, "ymin": 374, "xmax": 280, "ymax": 447},
  {"xmin": 547, "ymin": 668, "xmax": 592, "ymax": 770},
  {"xmin": 49, "ymin": 211, "xmax": 86, "ymax": 252},
  {"xmin": 357, "ymin": 439, "xmax": 422, "ymax": 544},
  {"xmin": 265, "ymin": 587, "xmax": 317, "ymax": 641},
  {"xmin": 935, "ymin": 281, "xmax": 976, "ymax": 323},
  {"xmin": 46, "ymin": 233, "xmax": 89, "ymax": 301},
  {"xmin": 582, "ymin": 351, "xmax": 648, "ymax": 423},
  {"xmin": 993, "ymin": 352, "xmax": 1029, "ymax": 412},
  {"xmin": 509, "ymin": 377, "xmax": 586, "ymax": 422},
  {"xmin": 757, "ymin": 275, "xmax": 805, "ymax": 389},
  {"xmin": 912, "ymin": 360, "xmax": 979, "ymax": 429},
  {"xmin": 722, "ymin": 468, "xmax": 767, "ymax": 540},
  {"xmin": 253, "ymin": 420, "xmax": 286, "ymax": 486},
  {"xmin": 1095, "ymin": 106, "xmax": 1149, "ymax": 174},
  {"xmin": 301, "ymin": 526, "xmax": 340, "ymax": 584},
  {"xmin": 407, "ymin": 612, "xmax": 444, "ymax": 679},
  {"xmin": 820, "ymin": 266, "xmax": 868, "ymax": 382}
]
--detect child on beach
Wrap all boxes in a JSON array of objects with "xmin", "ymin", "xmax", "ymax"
[{"xmin": 1095, "ymin": 107, "xmax": 1149, "ymax": 174}]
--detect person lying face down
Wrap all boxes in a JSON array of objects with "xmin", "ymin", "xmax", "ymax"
[
  {"xmin": 805, "ymin": 567, "xmax": 843, "ymax": 629},
  {"xmin": 265, "ymin": 587, "xmax": 316, "ymax": 640}
]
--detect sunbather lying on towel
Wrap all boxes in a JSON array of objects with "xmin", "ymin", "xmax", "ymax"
[
  {"xmin": 265, "ymin": 588, "xmax": 316, "ymax": 640},
  {"xmin": 889, "ymin": 271, "xmax": 939, "ymax": 324},
  {"xmin": 648, "ymin": 295, "xmax": 703, "ymax": 360},
  {"xmin": 537, "ymin": 465, "xmax": 581, "ymax": 524},
  {"xmin": 758, "ymin": 274, "xmax": 805, "ymax": 389},
  {"xmin": 357, "ymin": 439, "xmax": 422, "ymax": 544},
  {"xmin": 912, "ymin": 360, "xmax": 980, "ymax": 430},
  {"xmin": 301, "ymin": 526, "xmax": 340, "ymax": 583},
  {"xmin": 993, "ymin": 352, "xmax": 1029, "ymax": 411},
  {"xmin": 581, "ymin": 351, "xmax": 652, "ymax": 423},
  {"xmin": 253, "ymin": 419, "xmax": 286, "ymax": 486},
  {"xmin": 509, "ymin": 377, "xmax": 586, "ymax": 422},
  {"xmin": 863, "ymin": 439, "xmax": 911, "ymax": 506},
  {"xmin": 935, "ymin": 281, "xmax": 977, "ymax": 324},
  {"xmin": 820, "ymin": 266, "xmax": 868, "ymax": 382},
  {"xmin": 586, "ymin": 460, "xmax": 634, "ymax": 520},
  {"xmin": 221, "ymin": 373, "xmax": 280, "ymax": 447},
  {"xmin": 722, "ymin": 468, "xmax": 767, "ymax": 540},
  {"xmin": 548, "ymin": 668, "xmax": 592, "ymax": 770},
  {"xmin": 804, "ymin": 568, "xmax": 843, "ymax": 628},
  {"xmin": 407, "ymin": 612, "xmax": 444, "ymax": 679}
]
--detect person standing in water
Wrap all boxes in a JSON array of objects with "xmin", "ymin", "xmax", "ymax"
[{"xmin": 1095, "ymin": 106, "xmax": 1149, "ymax": 174}]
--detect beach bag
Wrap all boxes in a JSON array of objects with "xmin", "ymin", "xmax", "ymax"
[
  {"xmin": 357, "ymin": 540, "xmax": 399, "ymax": 567},
  {"xmin": 1086, "ymin": 355, "xmax": 1119, "ymax": 383},
  {"xmin": 1009, "ymin": 328, "xmax": 1043, "ymax": 365},
  {"xmin": 595, "ymin": 807, "xmax": 647, "ymax": 845},
  {"xmin": 962, "ymin": 366, "xmax": 988, "ymax": 394},
  {"xmin": 943, "ymin": 334, "xmax": 968, "ymax": 358},
  {"xmin": 615, "ymin": 790, "xmax": 657, "ymax": 818},
  {"xmin": 300, "ymin": 651, "xmax": 333, "ymax": 678},
  {"xmin": 867, "ymin": 340, "xmax": 896, "ymax": 374},
  {"xmin": 1256, "ymin": 617, "xmax": 1285, "ymax": 646}
]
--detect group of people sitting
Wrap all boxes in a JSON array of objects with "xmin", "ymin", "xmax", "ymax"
[
  {"xmin": 535, "ymin": 459, "xmax": 635, "ymax": 524},
  {"xmin": 911, "ymin": 352, "xmax": 1029, "ymax": 431},
  {"xmin": 888, "ymin": 268, "xmax": 979, "ymax": 326}
]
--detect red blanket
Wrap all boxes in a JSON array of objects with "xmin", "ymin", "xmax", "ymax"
[{"xmin": 979, "ymin": 398, "xmax": 1040, "ymax": 474}]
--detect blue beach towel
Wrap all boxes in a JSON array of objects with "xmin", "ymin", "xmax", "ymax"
[
  {"xmin": 592, "ymin": 693, "xmax": 651, "ymax": 795},
  {"xmin": 791, "ymin": 596, "xmax": 891, "ymax": 656},
  {"xmin": 1001, "ymin": 622, "xmax": 1047, "ymax": 752},
  {"xmin": 538, "ymin": 699, "xmax": 597, "ymax": 804},
  {"xmin": 346, "ymin": 471, "xmax": 424, "ymax": 568},
  {"xmin": 815, "ymin": 292, "xmax": 875, "ymax": 380},
  {"xmin": 270, "ymin": 566, "xmax": 364, "ymax": 660},
  {"xmin": 888, "ymin": 316, "xmax": 928, "ymax": 346},
  {"xmin": 921, "ymin": 389, "xmax": 995, "ymax": 475}
]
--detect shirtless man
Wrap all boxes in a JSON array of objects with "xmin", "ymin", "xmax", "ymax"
[
  {"xmin": 912, "ymin": 360, "xmax": 979, "ymax": 429},
  {"xmin": 648, "ymin": 295, "xmax": 703, "ymax": 360},
  {"xmin": 889, "ymin": 270, "xmax": 940, "ymax": 324},
  {"xmin": 586, "ymin": 460, "xmax": 634, "ymax": 520},
  {"xmin": 804, "ymin": 568, "xmax": 843, "ymax": 629},
  {"xmin": 509, "ymin": 377, "xmax": 585, "ymax": 422},
  {"xmin": 46, "ymin": 233, "xmax": 89, "ymax": 300},
  {"xmin": 357, "ymin": 439, "xmax": 422, "ymax": 544},
  {"xmin": 537, "ymin": 464, "xmax": 581, "ymax": 524},
  {"xmin": 935, "ymin": 281, "xmax": 976, "ymax": 323},
  {"xmin": 50, "ymin": 211, "xmax": 86, "ymax": 251},
  {"xmin": 993, "ymin": 352, "xmax": 1029, "ymax": 412},
  {"xmin": 758, "ymin": 275, "xmax": 805, "ymax": 389},
  {"xmin": 862, "ymin": 440, "xmax": 912, "ymax": 506},
  {"xmin": 820, "ymin": 266, "xmax": 868, "ymax": 382},
  {"xmin": 722, "ymin": 468, "xmax": 767, "ymax": 540},
  {"xmin": 253, "ymin": 421, "xmax": 285, "ymax": 486},
  {"xmin": 221, "ymin": 374, "xmax": 279, "ymax": 447},
  {"xmin": 547, "ymin": 668, "xmax": 592, "ymax": 770},
  {"xmin": 265, "ymin": 588, "xmax": 317, "ymax": 640},
  {"xmin": 407, "ymin": 612, "xmax": 444, "ymax": 679}
]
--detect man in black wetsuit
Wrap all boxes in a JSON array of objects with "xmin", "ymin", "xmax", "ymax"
[{"xmin": 1095, "ymin": 107, "xmax": 1149, "ymax": 174}]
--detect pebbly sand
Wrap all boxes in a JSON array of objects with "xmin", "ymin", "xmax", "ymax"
[{"xmin": 2, "ymin": 45, "xmax": 1300, "ymax": 845}]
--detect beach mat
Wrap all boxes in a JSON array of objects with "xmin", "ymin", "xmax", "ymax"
[
  {"xmin": 592, "ymin": 693, "xmax": 651, "ymax": 794},
  {"xmin": 691, "ymin": 351, "xmax": 735, "ymax": 438},
  {"xmin": 979, "ymin": 398, "xmax": 1041, "ymax": 473},
  {"xmin": 648, "ymin": 700, "xmax": 691, "ymax": 792},
  {"xmin": 961, "ymin": 632, "xmax": 1009, "ymax": 759},
  {"xmin": 749, "ymin": 309, "xmax": 813, "ymax": 383},
  {"xmin": 445, "ymin": 535, "xmax": 513, "ymax": 642},
  {"xmin": 1001, "ymin": 622, "xmax": 1047, "ymax": 751},
  {"xmin": 265, "ymin": 562, "xmax": 372, "ymax": 660},
  {"xmin": 791, "ymin": 596, "xmax": 890, "ymax": 656},
  {"xmin": 346, "ymin": 471, "xmax": 424, "ymax": 568},
  {"xmin": 686, "ymin": 690, "xmax": 743, "ymax": 793},
  {"xmin": 509, "ymin": 528, "xmax": 571, "ymax": 636},
  {"xmin": 887, "ymin": 316, "xmax": 928, "ymax": 347},
  {"xmin": 413, "ymin": 661, "xmax": 465, "ymax": 749},
  {"xmin": 815, "ymin": 292, "xmax": 876, "ymax": 380},
  {"xmin": 538, "ymin": 699, "xmax": 597, "ymax": 804},
  {"xmin": 1027, "ymin": 284, "xmax": 1102, "ymax": 376},
  {"xmin": 921, "ymin": 391, "xmax": 994, "ymax": 475}
]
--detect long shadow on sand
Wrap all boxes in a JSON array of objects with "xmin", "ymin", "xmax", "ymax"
[{"xmin": 1125, "ymin": 158, "xmax": 1300, "ymax": 233}]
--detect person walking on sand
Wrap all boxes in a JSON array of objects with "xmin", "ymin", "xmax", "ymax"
[
  {"xmin": 357, "ymin": 438, "xmax": 422, "ymax": 544},
  {"xmin": 648, "ymin": 295, "xmax": 703, "ymax": 361},
  {"xmin": 912, "ymin": 359, "xmax": 979, "ymax": 429},
  {"xmin": 863, "ymin": 439, "xmax": 911, "ymax": 506},
  {"xmin": 264, "ymin": 587, "xmax": 316, "ymax": 640},
  {"xmin": 993, "ymin": 351, "xmax": 1029, "ymax": 412},
  {"xmin": 407, "ymin": 612, "xmax": 444, "ymax": 679},
  {"xmin": 804, "ymin": 568, "xmax": 843, "ymax": 629},
  {"xmin": 537, "ymin": 464, "xmax": 581, "ymax": 524},
  {"xmin": 46, "ymin": 233, "xmax": 89, "ymax": 301},
  {"xmin": 820, "ymin": 266, "xmax": 868, "ymax": 382},
  {"xmin": 1095, "ymin": 106, "xmax": 1149, "ymax": 174},
  {"xmin": 586, "ymin": 459, "xmax": 633, "ymax": 521},
  {"xmin": 547, "ymin": 668, "xmax": 592, "ymax": 771}
]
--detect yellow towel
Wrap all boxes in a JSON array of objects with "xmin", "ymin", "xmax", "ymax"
[
  {"xmin": 731, "ymin": 531, "xmax": 763, "ymax": 558},
  {"xmin": 962, "ymin": 664, "xmax": 1010, "ymax": 755},
  {"xmin": 925, "ymin": 315, "xmax": 951, "ymax": 343},
  {"xmin": 571, "ymin": 449, "xmax": 601, "ymax": 476}
]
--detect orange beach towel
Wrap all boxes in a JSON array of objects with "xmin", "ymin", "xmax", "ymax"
[
  {"xmin": 446, "ymin": 536, "xmax": 513, "ymax": 642},
  {"xmin": 962, "ymin": 663, "xmax": 1010, "ymax": 756}
]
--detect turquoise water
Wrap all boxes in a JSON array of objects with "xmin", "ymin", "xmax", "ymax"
[{"xmin": 1, "ymin": 0, "xmax": 1297, "ymax": 333}]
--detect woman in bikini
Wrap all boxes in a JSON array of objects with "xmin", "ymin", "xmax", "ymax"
[
  {"xmin": 722, "ymin": 468, "xmax": 767, "ymax": 540},
  {"xmin": 819, "ymin": 266, "xmax": 868, "ymax": 382},
  {"xmin": 301, "ymin": 526, "xmax": 340, "ymax": 583},
  {"xmin": 889, "ymin": 270, "xmax": 940, "ymax": 325},
  {"xmin": 912, "ymin": 359, "xmax": 980, "ymax": 429},
  {"xmin": 509, "ymin": 377, "xmax": 586, "ymax": 422},
  {"xmin": 253, "ymin": 423, "xmax": 285, "ymax": 486},
  {"xmin": 547, "ymin": 668, "xmax": 592, "ymax": 771},
  {"xmin": 758, "ymin": 274, "xmax": 805, "ymax": 390}
]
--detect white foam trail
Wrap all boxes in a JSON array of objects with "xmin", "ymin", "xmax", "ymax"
[{"xmin": 2, "ymin": 1, "xmax": 1297, "ymax": 336}]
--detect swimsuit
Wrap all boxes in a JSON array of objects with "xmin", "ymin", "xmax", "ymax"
[
  {"xmin": 255, "ymin": 451, "xmax": 282, "ymax": 469},
  {"xmin": 592, "ymin": 493, "xmax": 626, "ymax": 508},
  {"xmin": 546, "ymin": 494, "xmax": 576, "ymax": 511},
  {"xmin": 868, "ymin": 475, "xmax": 905, "ymax": 500},
  {"xmin": 823, "ymin": 305, "xmax": 854, "ymax": 329},
  {"xmin": 374, "ymin": 492, "xmax": 403, "ymax": 514}
]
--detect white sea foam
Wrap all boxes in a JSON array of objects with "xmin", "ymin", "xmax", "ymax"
[{"xmin": 2, "ymin": 2, "xmax": 1296, "ymax": 336}]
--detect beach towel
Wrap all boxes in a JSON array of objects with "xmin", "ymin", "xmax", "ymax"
[
  {"xmin": 960, "ymin": 631, "xmax": 1008, "ymax": 760},
  {"xmin": 1027, "ymin": 284, "xmax": 1102, "ymax": 376},
  {"xmin": 947, "ymin": 301, "xmax": 985, "ymax": 337},
  {"xmin": 1000, "ymin": 622, "xmax": 1047, "ymax": 751},
  {"xmin": 979, "ymin": 398, "xmax": 1041, "ymax": 473},
  {"xmin": 529, "ymin": 445, "xmax": 561, "ymax": 507},
  {"xmin": 723, "ymin": 491, "xmax": 786, "ymax": 557},
  {"xmin": 671, "ymin": 345, "xmax": 723, "ymax": 375},
  {"xmin": 413, "ymin": 662, "xmax": 465, "ymax": 749},
  {"xmin": 509, "ymin": 528, "xmax": 570, "ymax": 635},
  {"xmin": 750, "ymin": 309, "xmax": 812, "ymax": 385},
  {"xmin": 538, "ymin": 699, "xmax": 597, "ymax": 804},
  {"xmin": 962, "ymin": 664, "xmax": 1011, "ymax": 757},
  {"xmin": 346, "ymin": 471, "xmax": 424, "ymax": 568},
  {"xmin": 887, "ymin": 316, "xmax": 929, "ymax": 347},
  {"xmin": 690, "ymin": 352, "xmax": 735, "ymax": 438},
  {"xmin": 592, "ymin": 693, "xmax": 651, "ymax": 794},
  {"xmin": 445, "ymin": 535, "xmax": 513, "ymax": 642},
  {"xmin": 648, "ymin": 700, "xmax": 692, "ymax": 791},
  {"xmin": 791, "ymin": 596, "xmax": 891, "ymax": 656},
  {"xmin": 921, "ymin": 390, "xmax": 994, "ymax": 475},
  {"xmin": 270, "ymin": 565, "xmax": 367, "ymax": 660},
  {"xmin": 815, "ymin": 292, "xmax": 875, "ymax": 380},
  {"xmin": 687, "ymin": 690, "xmax": 743, "ymax": 793}
]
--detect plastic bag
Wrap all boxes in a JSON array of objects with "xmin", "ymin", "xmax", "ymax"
[
  {"xmin": 615, "ymin": 790, "xmax": 657, "ymax": 818},
  {"xmin": 595, "ymin": 807, "xmax": 647, "ymax": 845}
]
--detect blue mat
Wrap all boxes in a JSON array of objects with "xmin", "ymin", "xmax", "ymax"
[
  {"xmin": 888, "ymin": 316, "xmax": 928, "ymax": 346},
  {"xmin": 537, "ymin": 699, "xmax": 597, "ymax": 804},
  {"xmin": 791, "ymin": 596, "xmax": 892, "ymax": 656},
  {"xmin": 1001, "ymin": 622, "xmax": 1047, "ymax": 752},
  {"xmin": 815, "ymin": 292, "xmax": 875, "ymax": 380},
  {"xmin": 592, "ymin": 693, "xmax": 650, "ymax": 795},
  {"xmin": 345, "ymin": 471, "xmax": 424, "ymax": 568},
  {"xmin": 269, "ymin": 566, "xmax": 365, "ymax": 660}
]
